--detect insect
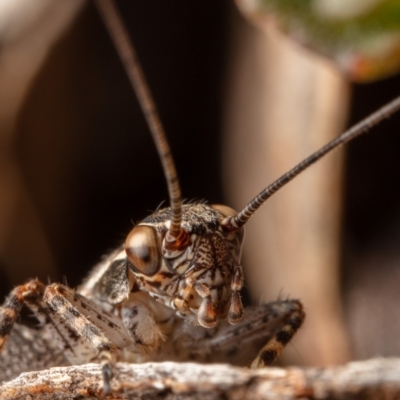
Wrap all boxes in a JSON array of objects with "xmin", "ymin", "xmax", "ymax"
[{"xmin": 0, "ymin": 0, "xmax": 400, "ymax": 395}]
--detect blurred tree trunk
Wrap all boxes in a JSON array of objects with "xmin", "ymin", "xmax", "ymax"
[
  {"xmin": 0, "ymin": 0, "xmax": 85, "ymax": 284},
  {"xmin": 223, "ymin": 12, "xmax": 351, "ymax": 365}
]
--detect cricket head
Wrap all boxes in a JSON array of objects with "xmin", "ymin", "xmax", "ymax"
[{"xmin": 125, "ymin": 203, "xmax": 245, "ymax": 327}]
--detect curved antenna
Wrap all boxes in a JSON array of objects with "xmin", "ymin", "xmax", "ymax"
[
  {"xmin": 223, "ymin": 95, "xmax": 400, "ymax": 230},
  {"xmin": 95, "ymin": 0, "xmax": 182, "ymax": 241}
]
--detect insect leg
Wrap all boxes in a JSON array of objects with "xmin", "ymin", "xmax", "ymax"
[
  {"xmin": 47, "ymin": 283, "xmax": 135, "ymax": 349},
  {"xmin": 42, "ymin": 284, "xmax": 117, "ymax": 394},
  {"xmin": 0, "ymin": 280, "xmax": 101, "ymax": 380},
  {"xmin": 0, "ymin": 280, "xmax": 44, "ymax": 351},
  {"xmin": 250, "ymin": 300, "xmax": 305, "ymax": 368},
  {"xmin": 159, "ymin": 299, "xmax": 304, "ymax": 366}
]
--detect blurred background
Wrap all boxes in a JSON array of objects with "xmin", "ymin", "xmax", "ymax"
[{"xmin": 1, "ymin": 0, "xmax": 400, "ymax": 367}]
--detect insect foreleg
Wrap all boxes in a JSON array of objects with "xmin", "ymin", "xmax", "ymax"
[
  {"xmin": 0, "ymin": 280, "xmax": 44, "ymax": 351},
  {"xmin": 0, "ymin": 281, "xmax": 110, "ymax": 385},
  {"xmin": 45, "ymin": 284, "xmax": 134, "ymax": 350},
  {"xmin": 156, "ymin": 299, "xmax": 304, "ymax": 366},
  {"xmin": 42, "ymin": 284, "xmax": 118, "ymax": 393},
  {"xmin": 250, "ymin": 300, "xmax": 305, "ymax": 368},
  {"xmin": 0, "ymin": 280, "xmax": 101, "ymax": 371}
]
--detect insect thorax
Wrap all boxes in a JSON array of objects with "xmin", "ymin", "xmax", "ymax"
[{"xmin": 128, "ymin": 203, "xmax": 245, "ymax": 326}]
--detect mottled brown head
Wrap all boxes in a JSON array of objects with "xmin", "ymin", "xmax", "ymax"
[{"xmin": 125, "ymin": 203, "xmax": 244, "ymax": 327}]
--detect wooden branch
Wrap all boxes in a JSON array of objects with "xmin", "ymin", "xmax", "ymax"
[{"xmin": 1, "ymin": 358, "xmax": 400, "ymax": 400}]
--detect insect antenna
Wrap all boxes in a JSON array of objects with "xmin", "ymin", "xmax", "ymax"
[
  {"xmin": 222, "ymin": 96, "xmax": 400, "ymax": 230},
  {"xmin": 94, "ymin": 0, "xmax": 184, "ymax": 245}
]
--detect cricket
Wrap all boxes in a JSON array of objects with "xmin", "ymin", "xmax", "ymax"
[{"xmin": 1, "ymin": 0, "xmax": 400, "ymax": 397}]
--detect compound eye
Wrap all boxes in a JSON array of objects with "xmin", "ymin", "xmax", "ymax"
[
  {"xmin": 125, "ymin": 225, "xmax": 161, "ymax": 276},
  {"xmin": 211, "ymin": 204, "xmax": 237, "ymax": 218}
]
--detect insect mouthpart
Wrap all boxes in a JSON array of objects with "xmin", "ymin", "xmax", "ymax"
[{"xmin": 126, "ymin": 204, "xmax": 245, "ymax": 328}]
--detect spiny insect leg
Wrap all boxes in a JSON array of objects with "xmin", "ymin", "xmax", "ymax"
[
  {"xmin": 0, "ymin": 280, "xmax": 44, "ymax": 351},
  {"xmin": 54, "ymin": 285, "xmax": 165, "ymax": 356},
  {"xmin": 43, "ymin": 284, "xmax": 115, "ymax": 394},
  {"xmin": 160, "ymin": 299, "xmax": 304, "ymax": 365},
  {"xmin": 49, "ymin": 284, "xmax": 134, "ymax": 349},
  {"xmin": 250, "ymin": 300, "xmax": 305, "ymax": 368},
  {"xmin": 0, "ymin": 280, "xmax": 98, "ymax": 368}
]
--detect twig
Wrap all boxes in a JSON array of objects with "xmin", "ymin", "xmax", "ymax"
[{"xmin": 1, "ymin": 358, "xmax": 400, "ymax": 400}]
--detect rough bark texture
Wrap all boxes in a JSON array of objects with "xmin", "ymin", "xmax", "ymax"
[{"xmin": 1, "ymin": 358, "xmax": 400, "ymax": 400}]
